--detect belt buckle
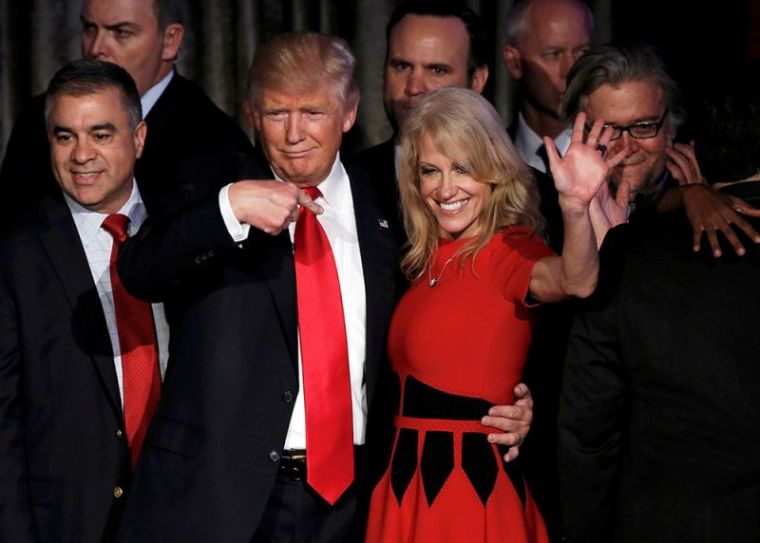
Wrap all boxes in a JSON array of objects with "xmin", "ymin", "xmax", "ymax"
[{"xmin": 279, "ymin": 450, "xmax": 307, "ymax": 481}]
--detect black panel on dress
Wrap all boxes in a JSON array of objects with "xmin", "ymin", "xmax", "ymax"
[
  {"xmin": 402, "ymin": 376, "xmax": 492, "ymax": 420},
  {"xmin": 462, "ymin": 433, "xmax": 498, "ymax": 505},
  {"xmin": 421, "ymin": 431, "xmax": 454, "ymax": 506},
  {"xmin": 501, "ymin": 446, "xmax": 527, "ymax": 508},
  {"xmin": 391, "ymin": 429, "xmax": 418, "ymax": 504}
]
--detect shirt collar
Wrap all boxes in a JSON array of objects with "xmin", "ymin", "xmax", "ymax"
[
  {"xmin": 271, "ymin": 153, "xmax": 350, "ymax": 211},
  {"xmin": 141, "ymin": 70, "xmax": 174, "ymax": 118},
  {"xmin": 514, "ymin": 112, "xmax": 545, "ymax": 159},
  {"xmin": 64, "ymin": 181, "xmax": 148, "ymax": 244},
  {"xmin": 515, "ymin": 112, "xmax": 572, "ymax": 156}
]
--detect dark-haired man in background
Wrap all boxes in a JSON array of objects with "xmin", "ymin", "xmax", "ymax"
[{"xmin": 351, "ymin": 0, "xmax": 490, "ymax": 218}]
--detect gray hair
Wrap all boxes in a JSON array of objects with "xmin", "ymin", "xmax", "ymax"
[{"xmin": 562, "ymin": 43, "xmax": 685, "ymax": 127}]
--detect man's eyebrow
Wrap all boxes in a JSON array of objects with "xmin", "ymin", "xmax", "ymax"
[
  {"xmin": 79, "ymin": 15, "xmax": 137, "ymax": 31},
  {"xmin": 52, "ymin": 123, "xmax": 116, "ymax": 135},
  {"xmin": 91, "ymin": 123, "xmax": 117, "ymax": 131},
  {"xmin": 424, "ymin": 62, "xmax": 453, "ymax": 70}
]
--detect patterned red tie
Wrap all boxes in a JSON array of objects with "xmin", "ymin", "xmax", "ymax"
[
  {"xmin": 294, "ymin": 186, "xmax": 354, "ymax": 504},
  {"xmin": 102, "ymin": 213, "xmax": 161, "ymax": 470}
]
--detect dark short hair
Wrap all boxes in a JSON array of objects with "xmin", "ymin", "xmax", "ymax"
[
  {"xmin": 152, "ymin": 0, "xmax": 187, "ymax": 29},
  {"xmin": 45, "ymin": 59, "xmax": 143, "ymax": 129},
  {"xmin": 562, "ymin": 43, "xmax": 685, "ymax": 128},
  {"xmin": 385, "ymin": 0, "xmax": 489, "ymax": 78}
]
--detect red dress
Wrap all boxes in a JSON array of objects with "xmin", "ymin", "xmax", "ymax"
[{"xmin": 366, "ymin": 228, "xmax": 551, "ymax": 543}]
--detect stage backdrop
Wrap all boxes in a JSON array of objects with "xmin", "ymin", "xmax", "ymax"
[{"xmin": 0, "ymin": 0, "xmax": 621, "ymax": 159}]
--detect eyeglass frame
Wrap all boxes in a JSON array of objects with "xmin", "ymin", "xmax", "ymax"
[{"xmin": 587, "ymin": 108, "xmax": 670, "ymax": 141}]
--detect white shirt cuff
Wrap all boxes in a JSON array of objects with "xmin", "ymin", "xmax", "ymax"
[{"xmin": 219, "ymin": 183, "xmax": 250, "ymax": 242}]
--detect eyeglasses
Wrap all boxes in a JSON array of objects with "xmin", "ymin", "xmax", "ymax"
[
  {"xmin": 591, "ymin": 109, "xmax": 669, "ymax": 141},
  {"xmin": 586, "ymin": 109, "xmax": 668, "ymax": 141}
]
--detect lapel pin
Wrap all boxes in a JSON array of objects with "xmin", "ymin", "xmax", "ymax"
[{"xmin": 378, "ymin": 219, "xmax": 389, "ymax": 229}]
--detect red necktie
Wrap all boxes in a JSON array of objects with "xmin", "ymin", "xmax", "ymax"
[
  {"xmin": 294, "ymin": 186, "xmax": 354, "ymax": 504},
  {"xmin": 102, "ymin": 213, "xmax": 161, "ymax": 470}
]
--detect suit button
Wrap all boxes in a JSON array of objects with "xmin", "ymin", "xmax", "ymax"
[
  {"xmin": 283, "ymin": 391, "xmax": 294, "ymax": 403},
  {"xmin": 116, "ymin": 429, "xmax": 123, "ymax": 438},
  {"xmin": 113, "ymin": 486, "xmax": 124, "ymax": 499},
  {"xmin": 269, "ymin": 450, "xmax": 280, "ymax": 463}
]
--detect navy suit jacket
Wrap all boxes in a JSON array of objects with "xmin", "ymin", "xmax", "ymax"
[
  {"xmin": 0, "ymin": 196, "xmax": 132, "ymax": 543},
  {"xmin": 116, "ymin": 158, "xmax": 404, "ymax": 542}
]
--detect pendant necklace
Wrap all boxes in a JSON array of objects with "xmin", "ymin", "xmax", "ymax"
[{"xmin": 428, "ymin": 255, "xmax": 455, "ymax": 287}]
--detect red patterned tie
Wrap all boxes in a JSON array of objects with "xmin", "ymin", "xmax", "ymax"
[
  {"xmin": 102, "ymin": 214, "xmax": 161, "ymax": 470},
  {"xmin": 294, "ymin": 186, "xmax": 354, "ymax": 504}
]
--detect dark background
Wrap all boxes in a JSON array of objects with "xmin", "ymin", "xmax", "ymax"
[{"xmin": 1, "ymin": 0, "xmax": 758, "ymax": 158}]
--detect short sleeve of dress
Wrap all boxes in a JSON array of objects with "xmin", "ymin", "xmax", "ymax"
[{"xmin": 489, "ymin": 226, "xmax": 554, "ymax": 305}]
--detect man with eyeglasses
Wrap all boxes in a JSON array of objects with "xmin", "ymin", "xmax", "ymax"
[
  {"xmin": 563, "ymin": 44, "xmax": 685, "ymax": 201},
  {"xmin": 562, "ymin": 43, "xmax": 760, "ymax": 256},
  {"xmin": 557, "ymin": 60, "xmax": 760, "ymax": 543}
]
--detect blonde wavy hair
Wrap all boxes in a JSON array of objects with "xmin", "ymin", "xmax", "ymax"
[{"xmin": 398, "ymin": 87, "xmax": 545, "ymax": 280}]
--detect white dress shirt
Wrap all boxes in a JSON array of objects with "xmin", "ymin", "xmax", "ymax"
[
  {"xmin": 65, "ymin": 182, "xmax": 170, "ymax": 407},
  {"xmin": 220, "ymin": 154, "xmax": 368, "ymax": 447},
  {"xmin": 140, "ymin": 70, "xmax": 174, "ymax": 118},
  {"xmin": 513, "ymin": 112, "xmax": 572, "ymax": 174}
]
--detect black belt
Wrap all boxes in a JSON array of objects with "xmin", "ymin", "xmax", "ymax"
[
  {"xmin": 278, "ymin": 446, "xmax": 365, "ymax": 482},
  {"xmin": 278, "ymin": 449, "xmax": 307, "ymax": 481}
]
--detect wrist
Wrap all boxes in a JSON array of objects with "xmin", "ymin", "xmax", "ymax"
[
  {"xmin": 229, "ymin": 181, "xmax": 251, "ymax": 224},
  {"xmin": 558, "ymin": 194, "xmax": 591, "ymax": 216}
]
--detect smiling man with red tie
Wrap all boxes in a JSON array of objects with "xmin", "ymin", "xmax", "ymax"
[{"xmin": 0, "ymin": 59, "xmax": 169, "ymax": 543}]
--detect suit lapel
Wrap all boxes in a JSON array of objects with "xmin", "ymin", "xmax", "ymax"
[
  {"xmin": 246, "ymin": 229, "xmax": 299, "ymax": 372},
  {"xmin": 347, "ymin": 164, "xmax": 402, "ymax": 404},
  {"xmin": 36, "ymin": 198, "xmax": 124, "ymax": 418}
]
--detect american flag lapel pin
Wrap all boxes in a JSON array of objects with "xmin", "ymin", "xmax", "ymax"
[{"xmin": 378, "ymin": 219, "xmax": 389, "ymax": 229}]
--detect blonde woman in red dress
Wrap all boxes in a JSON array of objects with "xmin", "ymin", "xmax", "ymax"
[{"xmin": 365, "ymin": 87, "xmax": 624, "ymax": 542}]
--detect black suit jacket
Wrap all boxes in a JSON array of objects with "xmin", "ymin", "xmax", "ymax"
[
  {"xmin": 350, "ymin": 138, "xmax": 397, "ymax": 220},
  {"xmin": 558, "ymin": 196, "xmax": 760, "ymax": 542},
  {"xmin": 116, "ymin": 159, "xmax": 403, "ymax": 542},
  {"xmin": 0, "ymin": 73, "xmax": 253, "ymax": 225},
  {"xmin": 0, "ymin": 196, "xmax": 132, "ymax": 543}
]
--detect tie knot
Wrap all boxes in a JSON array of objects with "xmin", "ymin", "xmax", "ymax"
[
  {"xmin": 302, "ymin": 186, "xmax": 322, "ymax": 200},
  {"xmin": 102, "ymin": 213, "xmax": 130, "ymax": 244}
]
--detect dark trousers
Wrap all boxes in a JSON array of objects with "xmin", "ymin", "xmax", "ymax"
[{"xmin": 251, "ymin": 468, "xmax": 363, "ymax": 542}]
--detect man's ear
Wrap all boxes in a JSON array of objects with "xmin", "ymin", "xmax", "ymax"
[
  {"xmin": 469, "ymin": 65, "xmax": 489, "ymax": 94},
  {"xmin": 341, "ymin": 100, "xmax": 359, "ymax": 133},
  {"xmin": 502, "ymin": 45, "xmax": 523, "ymax": 79},
  {"xmin": 161, "ymin": 23, "xmax": 185, "ymax": 62},
  {"xmin": 134, "ymin": 120, "xmax": 147, "ymax": 159},
  {"xmin": 243, "ymin": 100, "xmax": 257, "ymax": 130}
]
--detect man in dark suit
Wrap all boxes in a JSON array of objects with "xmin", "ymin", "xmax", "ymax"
[
  {"xmin": 114, "ymin": 31, "xmax": 403, "ymax": 542},
  {"xmin": 558, "ymin": 186, "xmax": 760, "ymax": 542},
  {"xmin": 502, "ymin": 0, "xmax": 593, "ymax": 175},
  {"xmin": 559, "ymin": 71, "xmax": 760, "ymax": 543},
  {"xmin": 0, "ymin": 0, "xmax": 253, "ymax": 221},
  {"xmin": 351, "ymin": 0, "xmax": 489, "ymax": 221},
  {"xmin": 0, "ymin": 59, "xmax": 169, "ymax": 542}
]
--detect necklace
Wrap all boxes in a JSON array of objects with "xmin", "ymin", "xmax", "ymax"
[{"xmin": 428, "ymin": 255, "xmax": 455, "ymax": 287}]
